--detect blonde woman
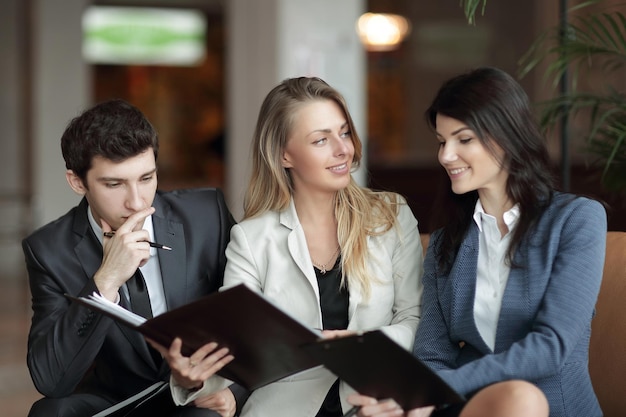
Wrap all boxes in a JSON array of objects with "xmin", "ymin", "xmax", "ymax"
[{"xmin": 163, "ymin": 77, "xmax": 423, "ymax": 417}]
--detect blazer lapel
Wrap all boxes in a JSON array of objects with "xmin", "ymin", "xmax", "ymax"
[
  {"xmin": 450, "ymin": 226, "xmax": 492, "ymax": 353},
  {"xmin": 152, "ymin": 195, "xmax": 187, "ymax": 310},
  {"xmin": 281, "ymin": 201, "xmax": 320, "ymax": 293},
  {"xmin": 495, "ymin": 242, "xmax": 531, "ymax": 351},
  {"xmin": 73, "ymin": 198, "xmax": 104, "ymax": 281},
  {"xmin": 122, "ymin": 196, "xmax": 184, "ymax": 372}
]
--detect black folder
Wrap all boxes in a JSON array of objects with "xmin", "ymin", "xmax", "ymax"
[
  {"xmin": 67, "ymin": 284, "xmax": 321, "ymax": 391},
  {"xmin": 302, "ymin": 330, "xmax": 465, "ymax": 411}
]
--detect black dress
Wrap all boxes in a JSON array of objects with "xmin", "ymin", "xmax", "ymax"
[{"xmin": 314, "ymin": 257, "xmax": 349, "ymax": 417}]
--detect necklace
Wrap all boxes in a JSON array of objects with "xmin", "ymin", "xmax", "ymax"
[{"xmin": 311, "ymin": 245, "xmax": 340, "ymax": 275}]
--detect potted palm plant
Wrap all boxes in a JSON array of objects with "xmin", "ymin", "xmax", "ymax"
[{"xmin": 461, "ymin": 0, "xmax": 626, "ymax": 194}]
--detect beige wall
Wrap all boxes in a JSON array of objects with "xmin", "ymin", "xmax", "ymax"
[{"xmin": 226, "ymin": 0, "xmax": 366, "ymax": 220}]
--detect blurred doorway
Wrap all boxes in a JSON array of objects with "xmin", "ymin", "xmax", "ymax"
[{"xmin": 90, "ymin": 1, "xmax": 226, "ymax": 190}]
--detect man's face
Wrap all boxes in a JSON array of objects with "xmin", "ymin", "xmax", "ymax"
[{"xmin": 67, "ymin": 149, "xmax": 158, "ymax": 231}]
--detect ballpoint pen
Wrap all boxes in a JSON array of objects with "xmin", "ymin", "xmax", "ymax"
[
  {"xmin": 343, "ymin": 406, "xmax": 362, "ymax": 417},
  {"xmin": 103, "ymin": 231, "xmax": 172, "ymax": 251}
]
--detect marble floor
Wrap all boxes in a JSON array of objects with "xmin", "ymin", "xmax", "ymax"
[{"xmin": 0, "ymin": 279, "xmax": 42, "ymax": 417}]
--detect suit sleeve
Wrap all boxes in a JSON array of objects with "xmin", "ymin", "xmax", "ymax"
[
  {"xmin": 221, "ymin": 224, "xmax": 265, "ymax": 293},
  {"xmin": 415, "ymin": 198, "xmax": 607, "ymax": 395},
  {"xmin": 23, "ymin": 237, "xmax": 115, "ymax": 397}
]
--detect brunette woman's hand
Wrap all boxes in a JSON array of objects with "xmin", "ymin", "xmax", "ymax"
[{"xmin": 346, "ymin": 394, "xmax": 435, "ymax": 417}]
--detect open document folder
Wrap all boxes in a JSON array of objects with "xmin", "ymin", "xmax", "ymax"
[
  {"xmin": 302, "ymin": 330, "xmax": 465, "ymax": 411},
  {"xmin": 66, "ymin": 284, "xmax": 322, "ymax": 390}
]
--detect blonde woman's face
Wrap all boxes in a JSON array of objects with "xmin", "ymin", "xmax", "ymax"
[{"xmin": 281, "ymin": 100, "xmax": 354, "ymax": 197}]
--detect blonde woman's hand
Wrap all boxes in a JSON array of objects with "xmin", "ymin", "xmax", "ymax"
[
  {"xmin": 407, "ymin": 406, "xmax": 435, "ymax": 417},
  {"xmin": 322, "ymin": 329, "xmax": 357, "ymax": 339},
  {"xmin": 347, "ymin": 394, "xmax": 403, "ymax": 416}
]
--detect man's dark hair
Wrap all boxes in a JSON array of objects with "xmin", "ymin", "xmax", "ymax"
[{"xmin": 61, "ymin": 99, "xmax": 159, "ymax": 183}]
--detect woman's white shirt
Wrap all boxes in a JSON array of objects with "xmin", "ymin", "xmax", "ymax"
[{"xmin": 472, "ymin": 200, "xmax": 519, "ymax": 351}]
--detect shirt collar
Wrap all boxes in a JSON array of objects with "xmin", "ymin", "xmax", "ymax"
[{"xmin": 472, "ymin": 199, "xmax": 520, "ymax": 233}]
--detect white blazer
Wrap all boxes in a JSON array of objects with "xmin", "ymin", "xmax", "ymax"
[{"xmin": 173, "ymin": 196, "xmax": 423, "ymax": 416}]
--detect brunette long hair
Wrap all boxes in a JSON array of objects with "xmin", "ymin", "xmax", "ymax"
[{"xmin": 426, "ymin": 67, "xmax": 555, "ymax": 271}]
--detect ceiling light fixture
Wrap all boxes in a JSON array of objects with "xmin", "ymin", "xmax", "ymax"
[{"xmin": 356, "ymin": 12, "xmax": 411, "ymax": 52}]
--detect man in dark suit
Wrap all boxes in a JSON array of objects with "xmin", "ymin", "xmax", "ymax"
[{"xmin": 22, "ymin": 99, "xmax": 247, "ymax": 417}]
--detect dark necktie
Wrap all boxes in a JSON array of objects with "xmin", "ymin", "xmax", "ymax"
[
  {"xmin": 128, "ymin": 269, "xmax": 162, "ymax": 367},
  {"xmin": 128, "ymin": 268, "xmax": 153, "ymax": 319}
]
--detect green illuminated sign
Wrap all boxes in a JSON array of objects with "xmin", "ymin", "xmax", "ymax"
[{"xmin": 83, "ymin": 6, "xmax": 206, "ymax": 66}]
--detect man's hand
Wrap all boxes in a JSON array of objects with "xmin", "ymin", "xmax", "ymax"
[
  {"xmin": 94, "ymin": 207, "xmax": 155, "ymax": 301},
  {"xmin": 193, "ymin": 388, "xmax": 237, "ymax": 417},
  {"xmin": 147, "ymin": 337, "xmax": 234, "ymax": 391}
]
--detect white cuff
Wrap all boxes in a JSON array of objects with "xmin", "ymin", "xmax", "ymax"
[{"xmin": 170, "ymin": 375, "xmax": 232, "ymax": 406}]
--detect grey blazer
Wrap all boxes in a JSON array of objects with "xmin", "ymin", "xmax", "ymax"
[{"xmin": 414, "ymin": 193, "xmax": 607, "ymax": 417}]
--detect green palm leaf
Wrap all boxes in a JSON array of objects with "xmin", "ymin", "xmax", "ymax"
[
  {"xmin": 520, "ymin": 2, "xmax": 626, "ymax": 192},
  {"xmin": 459, "ymin": 0, "xmax": 487, "ymax": 25}
]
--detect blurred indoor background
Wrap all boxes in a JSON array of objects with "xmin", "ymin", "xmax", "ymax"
[{"xmin": 1, "ymin": 0, "xmax": 625, "ymax": 415}]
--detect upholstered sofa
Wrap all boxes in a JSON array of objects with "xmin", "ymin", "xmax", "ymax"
[
  {"xmin": 420, "ymin": 232, "xmax": 626, "ymax": 417},
  {"xmin": 94, "ymin": 232, "xmax": 626, "ymax": 416},
  {"xmin": 589, "ymin": 231, "xmax": 626, "ymax": 417}
]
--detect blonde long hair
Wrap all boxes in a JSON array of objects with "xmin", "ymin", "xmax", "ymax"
[{"xmin": 245, "ymin": 77, "xmax": 401, "ymax": 297}]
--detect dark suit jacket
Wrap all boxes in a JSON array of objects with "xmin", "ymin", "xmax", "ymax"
[{"xmin": 23, "ymin": 188, "xmax": 245, "ymax": 413}]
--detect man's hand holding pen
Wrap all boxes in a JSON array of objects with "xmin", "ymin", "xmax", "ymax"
[
  {"xmin": 94, "ymin": 207, "xmax": 158, "ymax": 301},
  {"xmin": 103, "ymin": 231, "xmax": 172, "ymax": 251}
]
